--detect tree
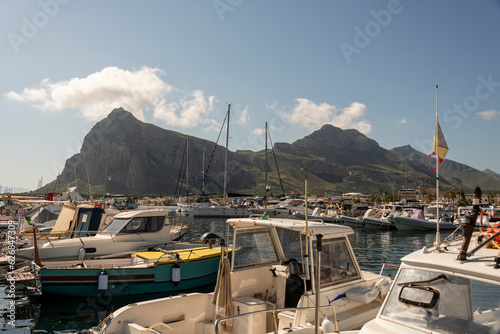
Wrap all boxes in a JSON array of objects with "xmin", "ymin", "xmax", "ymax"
[{"xmin": 474, "ymin": 186, "xmax": 482, "ymax": 202}]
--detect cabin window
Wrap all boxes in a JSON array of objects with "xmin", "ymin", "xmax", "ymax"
[
  {"xmin": 102, "ymin": 216, "xmax": 164, "ymax": 234},
  {"xmin": 120, "ymin": 216, "xmax": 164, "ymax": 233},
  {"xmin": 314, "ymin": 238, "xmax": 360, "ymax": 287},
  {"xmin": 275, "ymin": 227, "xmax": 303, "ymax": 263},
  {"xmin": 101, "ymin": 218, "xmax": 129, "ymax": 233},
  {"xmin": 233, "ymin": 228, "xmax": 279, "ymax": 269}
]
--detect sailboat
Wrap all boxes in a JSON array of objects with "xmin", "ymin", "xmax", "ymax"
[{"xmin": 191, "ymin": 105, "xmax": 252, "ymax": 218}]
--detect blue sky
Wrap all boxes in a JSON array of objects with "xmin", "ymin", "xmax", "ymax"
[{"xmin": 1, "ymin": 0, "xmax": 499, "ymax": 191}]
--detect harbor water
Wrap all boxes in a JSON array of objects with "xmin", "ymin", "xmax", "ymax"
[{"xmin": 0, "ymin": 215, "xmax": 456, "ymax": 333}]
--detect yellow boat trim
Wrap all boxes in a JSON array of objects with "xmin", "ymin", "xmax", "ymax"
[{"xmin": 134, "ymin": 247, "xmax": 232, "ymax": 264}]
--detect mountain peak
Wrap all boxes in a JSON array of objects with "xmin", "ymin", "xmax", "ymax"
[{"xmin": 107, "ymin": 107, "xmax": 139, "ymax": 122}]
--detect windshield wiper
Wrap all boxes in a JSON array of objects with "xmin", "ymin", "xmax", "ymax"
[{"xmin": 398, "ymin": 274, "xmax": 449, "ymax": 287}]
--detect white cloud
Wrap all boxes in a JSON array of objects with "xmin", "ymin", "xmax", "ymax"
[
  {"xmin": 251, "ymin": 128, "xmax": 265, "ymax": 135},
  {"xmin": 236, "ymin": 107, "xmax": 249, "ymax": 125},
  {"xmin": 5, "ymin": 66, "xmax": 172, "ymax": 121},
  {"xmin": 154, "ymin": 90, "xmax": 216, "ymax": 128},
  {"xmin": 477, "ymin": 110, "xmax": 500, "ymax": 121},
  {"xmin": 397, "ymin": 118, "xmax": 407, "ymax": 124},
  {"xmin": 5, "ymin": 66, "xmax": 219, "ymax": 128},
  {"xmin": 282, "ymin": 98, "xmax": 372, "ymax": 134}
]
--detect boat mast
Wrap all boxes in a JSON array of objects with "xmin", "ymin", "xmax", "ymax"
[
  {"xmin": 223, "ymin": 104, "xmax": 230, "ymax": 206},
  {"xmin": 435, "ymin": 85, "xmax": 441, "ymax": 250},
  {"xmin": 264, "ymin": 122, "xmax": 269, "ymax": 215},
  {"xmin": 186, "ymin": 136, "xmax": 189, "ymax": 204}
]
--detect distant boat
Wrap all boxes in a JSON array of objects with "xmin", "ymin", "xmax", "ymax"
[
  {"xmin": 191, "ymin": 105, "xmax": 251, "ymax": 218},
  {"xmin": 293, "ymin": 207, "xmax": 339, "ymax": 223},
  {"xmin": 389, "ymin": 208, "xmax": 457, "ymax": 231},
  {"xmin": 33, "ymin": 245, "xmax": 229, "ymax": 297},
  {"xmin": 360, "ymin": 204, "xmax": 401, "ymax": 230}
]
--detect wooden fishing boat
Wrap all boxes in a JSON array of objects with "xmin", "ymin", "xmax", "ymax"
[{"xmin": 32, "ymin": 245, "xmax": 230, "ymax": 297}]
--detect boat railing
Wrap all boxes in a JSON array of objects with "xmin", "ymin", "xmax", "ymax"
[
  {"xmin": 214, "ymin": 304, "xmax": 339, "ymax": 334},
  {"xmin": 356, "ymin": 256, "xmax": 399, "ymax": 276}
]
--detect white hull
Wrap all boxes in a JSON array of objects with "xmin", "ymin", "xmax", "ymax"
[
  {"xmin": 192, "ymin": 206, "xmax": 251, "ymax": 218},
  {"xmin": 391, "ymin": 216, "xmax": 457, "ymax": 231}
]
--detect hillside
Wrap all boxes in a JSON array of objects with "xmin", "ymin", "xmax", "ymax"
[{"xmin": 41, "ymin": 108, "xmax": 500, "ymax": 196}]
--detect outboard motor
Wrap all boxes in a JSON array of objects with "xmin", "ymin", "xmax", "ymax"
[{"xmin": 284, "ymin": 258, "xmax": 304, "ymax": 307}]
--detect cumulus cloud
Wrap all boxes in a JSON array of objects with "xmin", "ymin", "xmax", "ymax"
[
  {"xmin": 397, "ymin": 118, "xmax": 407, "ymax": 124},
  {"xmin": 477, "ymin": 110, "xmax": 500, "ymax": 121},
  {"xmin": 251, "ymin": 128, "xmax": 265, "ymax": 135},
  {"xmin": 5, "ymin": 66, "xmax": 217, "ymax": 127},
  {"xmin": 153, "ymin": 90, "xmax": 216, "ymax": 128},
  {"xmin": 282, "ymin": 98, "xmax": 372, "ymax": 134},
  {"xmin": 236, "ymin": 107, "xmax": 249, "ymax": 125},
  {"xmin": 5, "ymin": 66, "xmax": 172, "ymax": 121}
]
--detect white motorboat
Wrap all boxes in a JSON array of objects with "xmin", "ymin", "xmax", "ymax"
[
  {"xmin": 13, "ymin": 209, "xmax": 188, "ymax": 262},
  {"xmin": 389, "ymin": 208, "xmax": 457, "ymax": 231},
  {"xmin": 91, "ymin": 217, "xmax": 392, "ymax": 334},
  {"xmin": 191, "ymin": 204, "xmax": 252, "ymax": 218},
  {"xmin": 293, "ymin": 207, "xmax": 340, "ymax": 223},
  {"xmin": 0, "ymin": 204, "xmax": 120, "ymax": 264},
  {"xmin": 361, "ymin": 204, "xmax": 401, "ymax": 230},
  {"xmin": 349, "ymin": 205, "xmax": 500, "ymax": 334}
]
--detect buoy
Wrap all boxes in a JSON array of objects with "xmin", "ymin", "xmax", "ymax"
[
  {"xmin": 98, "ymin": 269, "xmax": 108, "ymax": 293},
  {"xmin": 172, "ymin": 262, "xmax": 181, "ymax": 286}
]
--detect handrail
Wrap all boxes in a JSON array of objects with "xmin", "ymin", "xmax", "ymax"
[
  {"xmin": 356, "ymin": 256, "xmax": 399, "ymax": 276},
  {"xmin": 138, "ymin": 321, "xmax": 178, "ymax": 334},
  {"xmin": 214, "ymin": 304, "xmax": 336, "ymax": 334}
]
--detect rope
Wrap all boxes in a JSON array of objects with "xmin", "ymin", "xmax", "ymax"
[
  {"xmin": 199, "ymin": 112, "xmax": 228, "ymax": 197},
  {"xmin": 174, "ymin": 139, "xmax": 188, "ymax": 197},
  {"xmin": 268, "ymin": 129, "xmax": 285, "ymax": 195}
]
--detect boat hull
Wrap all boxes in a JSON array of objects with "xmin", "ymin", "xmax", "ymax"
[
  {"xmin": 192, "ymin": 206, "xmax": 251, "ymax": 218},
  {"xmin": 362, "ymin": 218, "xmax": 396, "ymax": 230},
  {"xmin": 391, "ymin": 216, "xmax": 457, "ymax": 231},
  {"xmin": 37, "ymin": 248, "xmax": 226, "ymax": 297}
]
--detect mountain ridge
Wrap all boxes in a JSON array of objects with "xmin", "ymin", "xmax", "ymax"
[{"xmin": 45, "ymin": 108, "xmax": 500, "ymax": 195}]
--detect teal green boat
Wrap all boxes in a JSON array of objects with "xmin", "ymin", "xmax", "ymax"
[{"xmin": 32, "ymin": 246, "xmax": 231, "ymax": 297}]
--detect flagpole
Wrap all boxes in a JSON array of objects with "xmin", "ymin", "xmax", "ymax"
[{"xmin": 435, "ymin": 84, "xmax": 441, "ymax": 251}]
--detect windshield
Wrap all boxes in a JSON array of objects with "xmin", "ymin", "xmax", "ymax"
[
  {"xmin": 101, "ymin": 218, "xmax": 129, "ymax": 233},
  {"xmin": 314, "ymin": 238, "xmax": 360, "ymax": 286},
  {"xmin": 233, "ymin": 228, "xmax": 279, "ymax": 269},
  {"xmin": 381, "ymin": 268, "xmax": 500, "ymax": 333}
]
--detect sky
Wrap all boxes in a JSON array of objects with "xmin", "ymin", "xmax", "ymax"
[{"xmin": 1, "ymin": 0, "xmax": 499, "ymax": 192}]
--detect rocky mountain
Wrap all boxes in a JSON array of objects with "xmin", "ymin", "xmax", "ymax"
[
  {"xmin": 48, "ymin": 108, "xmax": 500, "ymax": 196},
  {"xmin": 391, "ymin": 145, "xmax": 500, "ymax": 191}
]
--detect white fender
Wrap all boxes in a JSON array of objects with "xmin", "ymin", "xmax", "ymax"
[
  {"xmin": 172, "ymin": 262, "xmax": 181, "ymax": 286},
  {"xmin": 98, "ymin": 270, "xmax": 108, "ymax": 293}
]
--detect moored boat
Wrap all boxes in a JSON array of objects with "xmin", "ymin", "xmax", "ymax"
[
  {"xmin": 351, "ymin": 204, "xmax": 500, "ymax": 334},
  {"xmin": 389, "ymin": 208, "xmax": 457, "ymax": 231},
  {"xmin": 361, "ymin": 204, "xmax": 401, "ymax": 230},
  {"xmin": 90, "ymin": 217, "xmax": 392, "ymax": 334},
  {"xmin": 32, "ymin": 245, "xmax": 229, "ymax": 297},
  {"xmin": 12, "ymin": 209, "xmax": 188, "ymax": 262}
]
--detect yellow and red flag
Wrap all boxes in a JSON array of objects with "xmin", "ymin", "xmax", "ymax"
[{"xmin": 429, "ymin": 122, "xmax": 448, "ymax": 172}]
